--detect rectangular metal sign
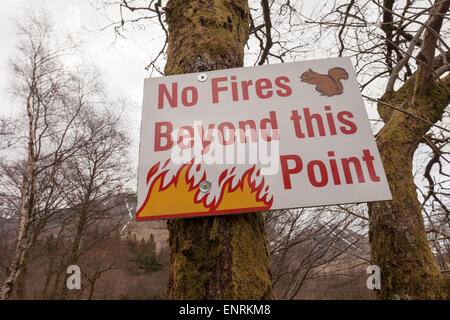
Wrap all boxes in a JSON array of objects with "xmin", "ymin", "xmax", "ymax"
[{"xmin": 136, "ymin": 57, "xmax": 391, "ymax": 221}]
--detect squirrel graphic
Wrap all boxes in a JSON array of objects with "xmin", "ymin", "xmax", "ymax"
[{"xmin": 300, "ymin": 67, "xmax": 349, "ymax": 97}]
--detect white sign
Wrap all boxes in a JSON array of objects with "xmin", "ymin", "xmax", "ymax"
[{"xmin": 136, "ymin": 57, "xmax": 391, "ymax": 221}]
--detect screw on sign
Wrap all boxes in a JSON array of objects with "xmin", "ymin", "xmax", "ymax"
[
  {"xmin": 197, "ymin": 73, "xmax": 208, "ymax": 82},
  {"xmin": 199, "ymin": 180, "xmax": 211, "ymax": 193}
]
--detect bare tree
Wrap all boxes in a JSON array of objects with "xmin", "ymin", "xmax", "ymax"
[
  {"xmin": 0, "ymin": 9, "xmax": 130, "ymax": 299},
  {"xmin": 0, "ymin": 9, "xmax": 79, "ymax": 299},
  {"xmin": 419, "ymin": 131, "xmax": 450, "ymax": 273},
  {"xmin": 51, "ymin": 105, "xmax": 131, "ymax": 299},
  {"xmin": 266, "ymin": 205, "xmax": 370, "ymax": 299},
  {"xmin": 300, "ymin": 0, "xmax": 450, "ymax": 299},
  {"xmin": 0, "ymin": 119, "xmax": 15, "ymax": 150}
]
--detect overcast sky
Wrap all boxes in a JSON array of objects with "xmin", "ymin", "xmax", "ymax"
[
  {"xmin": 0, "ymin": 0, "xmax": 167, "ymax": 171},
  {"xmin": 0, "ymin": 0, "xmax": 157, "ymax": 103}
]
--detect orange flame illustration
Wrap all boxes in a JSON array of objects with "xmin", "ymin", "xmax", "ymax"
[{"xmin": 136, "ymin": 161, "xmax": 273, "ymax": 220}]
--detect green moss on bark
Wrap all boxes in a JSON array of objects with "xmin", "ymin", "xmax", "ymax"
[
  {"xmin": 164, "ymin": 0, "xmax": 273, "ymax": 300},
  {"xmin": 168, "ymin": 213, "xmax": 273, "ymax": 299},
  {"xmin": 370, "ymin": 75, "xmax": 450, "ymax": 299},
  {"xmin": 228, "ymin": 213, "xmax": 273, "ymax": 299},
  {"xmin": 164, "ymin": 0, "xmax": 249, "ymax": 75},
  {"xmin": 168, "ymin": 218, "xmax": 224, "ymax": 299}
]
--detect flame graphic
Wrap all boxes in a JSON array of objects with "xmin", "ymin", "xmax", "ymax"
[{"xmin": 136, "ymin": 161, "xmax": 273, "ymax": 220}]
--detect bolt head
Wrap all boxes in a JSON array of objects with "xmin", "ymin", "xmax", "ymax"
[
  {"xmin": 199, "ymin": 180, "xmax": 211, "ymax": 193},
  {"xmin": 197, "ymin": 73, "xmax": 208, "ymax": 82}
]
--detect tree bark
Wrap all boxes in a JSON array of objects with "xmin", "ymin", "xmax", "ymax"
[
  {"xmin": 163, "ymin": 0, "xmax": 273, "ymax": 299},
  {"xmin": 368, "ymin": 0, "xmax": 450, "ymax": 299},
  {"xmin": 0, "ymin": 90, "xmax": 38, "ymax": 300}
]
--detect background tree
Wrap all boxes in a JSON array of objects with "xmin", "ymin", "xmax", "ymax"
[
  {"xmin": 0, "ymin": 9, "xmax": 86, "ymax": 299},
  {"xmin": 305, "ymin": 0, "xmax": 450, "ymax": 299},
  {"xmin": 0, "ymin": 9, "xmax": 132, "ymax": 299},
  {"xmin": 0, "ymin": 118, "xmax": 15, "ymax": 151},
  {"xmin": 267, "ymin": 205, "xmax": 371, "ymax": 299},
  {"xmin": 56, "ymin": 104, "xmax": 130, "ymax": 299}
]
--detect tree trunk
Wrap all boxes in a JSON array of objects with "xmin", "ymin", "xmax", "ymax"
[
  {"xmin": 0, "ymin": 93, "xmax": 37, "ymax": 300},
  {"xmin": 369, "ymin": 0, "xmax": 450, "ymax": 299},
  {"xmin": 369, "ymin": 70, "xmax": 450, "ymax": 300},
  {"xmin": 0, "ymin": 225, "xmax": 32, "ymax": 300},
  {"xmin": 163, "ymin": 0, "xmax": 273, "ymax": 299}
]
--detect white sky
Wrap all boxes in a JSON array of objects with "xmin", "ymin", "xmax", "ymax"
[
  {"xmin": 0, "ymin": 0, "xmax": 156, "ymax": 102},
  {"xmin": 0, "ymin": 0, "xmax": 166, "ymax": 172}
]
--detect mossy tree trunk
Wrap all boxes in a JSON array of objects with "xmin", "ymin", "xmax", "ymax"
[
  {"xmin": 163, "ymin": 0, "xmax": 273, "ymax": 299},
  {"xmin": 368, "ymin": 0, "xmax": 450, "ymax": 299}
]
